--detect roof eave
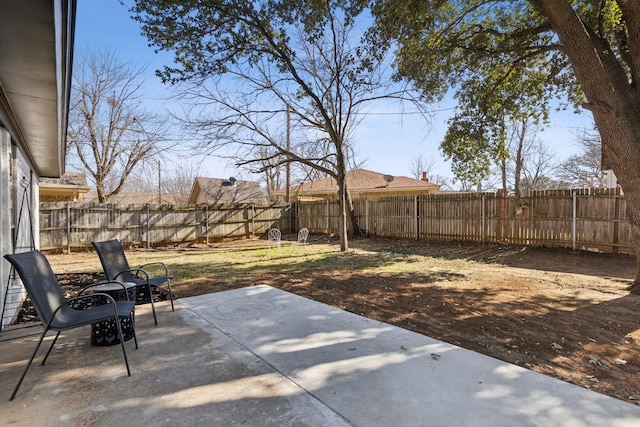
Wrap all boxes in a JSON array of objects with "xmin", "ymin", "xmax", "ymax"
[{"xmin": 0, "ymin": 0, "xmax": 76, "ymax": 178}]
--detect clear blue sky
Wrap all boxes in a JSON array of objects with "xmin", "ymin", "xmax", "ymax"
[{"xmin": 74, "ymin": 0, "xmax": 592, "ymax": 186}]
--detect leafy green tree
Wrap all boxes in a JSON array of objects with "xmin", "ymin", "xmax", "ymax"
[
  {"xmin": 371, "ymin": 1, "xmax": 568, "ymax": 185},
  {"xmin": 372, "ymin": 0, "xmax": 640, "ymax": 292},
  {"xmin": 129, "ymin": 0, "xmax": 424, "ymax": 251}
]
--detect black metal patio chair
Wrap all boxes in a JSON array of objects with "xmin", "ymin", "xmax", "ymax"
[
  {"xmin": 91, "ymin": 239, "xmax": 174, "ymax": 326},
  {"xmin": 4, "ymin": 250, "xmax": 137, "ymax": 401}
]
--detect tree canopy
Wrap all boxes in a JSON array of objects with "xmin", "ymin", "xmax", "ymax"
[
  {"xmin": 370, "ymin": 0, "xmax": 590, "ymax": 183},
  {"xmin": 130, "ymin": 0, "xmax": 426, "ymax": 250}
]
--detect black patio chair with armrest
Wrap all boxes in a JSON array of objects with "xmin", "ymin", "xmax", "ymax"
[
  {"xmin": 92, "ymin": 239, "xmax": 174, "ymax": 326},
  {"xmin": 4, "ymin": 250, "xmax": 137, "ymax": 401}
]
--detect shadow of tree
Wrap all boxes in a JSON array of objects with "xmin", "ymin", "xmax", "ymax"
[
  {"xmin": 169, "ymin": 249, "xmax": 640, "ymax": 404},
  {"xmin": 39, "ymin": 237, "xmax": 640, "ymax": 405}
]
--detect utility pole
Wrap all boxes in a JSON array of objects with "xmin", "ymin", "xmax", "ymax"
[
  {"xmin": 158, "ymin": 160, "xmax": 162, "ymax": 204},
  {"xmin": 286, "ymin": 104, "xmax": 291, "ymax": 202}
]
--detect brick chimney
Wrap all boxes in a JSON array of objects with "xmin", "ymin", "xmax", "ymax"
[{"xmin": 421, "ymin": 172, "xmax": 429, "ymax": 182}]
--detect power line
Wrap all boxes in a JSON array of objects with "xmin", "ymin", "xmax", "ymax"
[{"xmin": 357, "ymin": 107, "xmax": 455, "ymax": 116}]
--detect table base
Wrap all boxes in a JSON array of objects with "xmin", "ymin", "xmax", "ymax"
[{"xmin": 91, "ymin": 316, "xmax": 135, "ymax": 346}]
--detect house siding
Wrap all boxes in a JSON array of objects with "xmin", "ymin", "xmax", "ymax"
[
  {"xmin": 0, "ymin": 129, "xmax": 11, "ymax": 326},
  {"xmin": 1, "ymin": 129, "xmax": 40, "ymax": 328}
]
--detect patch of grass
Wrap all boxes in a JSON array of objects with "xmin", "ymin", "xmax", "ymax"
[{"xmin": 47, "ymin": 240, "xmax": 477, "ymax": 287}]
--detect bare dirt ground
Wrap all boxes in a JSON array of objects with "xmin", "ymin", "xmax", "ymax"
[{"xmin": 22, "ymin": 237, "xmax": 640, "ymax": 405}]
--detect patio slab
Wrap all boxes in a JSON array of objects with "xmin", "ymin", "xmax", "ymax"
[
  {"xmin": 181, "ymin": 285, "xmax": 640, "ymax": 427},
  {"xmin": 0, "ymin": 284, "xmax": 639, "ymax": 426},
  {"xmin": 0, "ymin": 297, "xmax": 347, "ymax": 426}
]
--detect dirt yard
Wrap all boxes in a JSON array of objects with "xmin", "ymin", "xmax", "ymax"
[{"xmin": 30, "ymin": 237, "xmax": 640, "ymax": 405}]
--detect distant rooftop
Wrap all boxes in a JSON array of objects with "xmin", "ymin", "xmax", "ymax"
[
  {"xmin": 275, "ymin": 169, "xmax": 439, "ymax": 201},
  {"xmin": 40, "ymin": 172, "xmax": 88, "ymax": 187},
  {"xmin": 188, "ymin": 177, "xmax": 268, "ymax": 205}
]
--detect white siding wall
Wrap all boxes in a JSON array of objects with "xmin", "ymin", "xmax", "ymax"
[
  {"xmin": 0, "ymin": 128, "xmax": 11, "ymax": 328},
  {"xmin": 1, "ymin": 128, "xmax": 39, "ymax": 329}
]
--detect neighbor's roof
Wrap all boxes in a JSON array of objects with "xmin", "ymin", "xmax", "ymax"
[
  {"xmin": 0, "ymin": 0, "xmax": 75, "ymax": 177},
  {"xmin": 82, "ymin": 191, "xmax": 180, "ymax": 205},
  {"xmin": 188, "ymin": 177, "xmax": 268, "ymax": 205},
  {"xmin": 284, "ymin": 169, "xmax": 440, "ymax": 197},
  {"xmin": 39, "ymin": 173, "xmax": 91, "ymax": 199},
  {"xmin": 40, "ymin": 172, "xmax": 88, "ymax": 187}
]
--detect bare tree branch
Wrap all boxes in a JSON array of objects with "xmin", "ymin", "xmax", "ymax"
[{"xmin": 67, "ymin": 48, "xmax": 171, "ymax": 202}]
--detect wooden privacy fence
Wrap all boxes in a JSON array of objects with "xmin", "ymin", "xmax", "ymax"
[
  {"xmin": 40, "ymin": 202, "xmax": 292, "ymax": 251},
  {"xmin": 40, "ymin": 188, "xmax": 634, "ymax": 254},
  {"xmin": 296, "ymin": 187, "xmax": 635, "ymax": 254}
]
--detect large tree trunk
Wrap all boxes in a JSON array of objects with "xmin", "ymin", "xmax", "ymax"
[
  {"xmin": 337, "ymin": 178, "xmax": 349, "ymax": 251},
  {"xmin": 513, "ymin": 120, "xmax": 526, "ymax": 199},
  {"xmin": 96, "ymin": 178, "xmax": 106, "ymax": 203},
  {"xmin": 533, "ymin": 0, "xmax": 640, "ymax": 292},
  {"xmin": 345, "ymin": 186, "xmax": 360, "ymax": 238},
  {"xmin": 598, "ymin": 110, "xmax": 640, "ymax": 294},
  {"xmin": 336, "ymin": 152, "xmax": 349, "ymax": 251}
]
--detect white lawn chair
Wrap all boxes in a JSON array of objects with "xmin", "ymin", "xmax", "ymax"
[
  {"xmin": 268, "ymin": 228, "xmax": 281, "ymax": 249},
  {"xmin": 297, "ymin": 228, "xmax": 309, "ymax": 246}
]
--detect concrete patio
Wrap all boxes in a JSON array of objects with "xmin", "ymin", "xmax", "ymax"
[{"xmin": 1, "ymin": 285, "xmax": 639, "ymax": 426}]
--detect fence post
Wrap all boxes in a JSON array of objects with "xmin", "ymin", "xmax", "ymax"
[
  {"xmin": 496, "ymin": 189, "xmax": 506, "ymax": 241},
  {"xmin": 365, "ymin": 198, "xmax": 369, "ymax": 235},
  {"xmin": 205, "ymin": 204, "xmax": 209, "ymax": 245},
  {"xmin": 326, "ymin": 199, "xmax": 330, "ymax": 233},
  {"xmin": 613, "ymin": 187, "xmax": 620, "ymax": 253},
  {"xmin": 572, "ymin": 191, "xmax": 577, "ymax": 251},
  {"xmin": 66, "ymin": 203, "xmax": 71, "ymax": 254},
  {"xmin": 414, "ymin": 196, "xmax": 419, "ymax": 240},
  {"xmin": 146, "ymin": 204, "xmax": 150, "ymax": 249},
  {"xmin": 289, "ymin": 202, "xmax": 293, "ymax": 234},
  {"xmin": 481, "ymin": 194, "xmax": 486, "ymax": 244}
]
